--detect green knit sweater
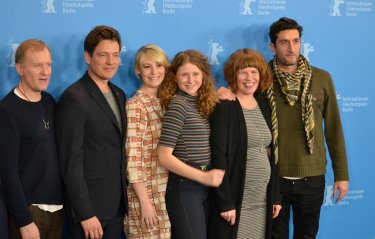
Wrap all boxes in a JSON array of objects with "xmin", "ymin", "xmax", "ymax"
[{"xmin": 275, "ymin": 66, "xmax": 349, "ymax": 181}]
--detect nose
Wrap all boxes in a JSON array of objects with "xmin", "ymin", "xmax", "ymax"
[
  {"xmin": 41, "ymin": 64, "xmax": 50, "ymax": 75},
  {"xmin": 288, "ymin": 42, "xmax": 296, "ymax": 52},
  {"xmin": 150, "ymin": 66, "xmax": 156, "ymax": 74},
  {"xmin": 186, "ymin": 74, "xmax": 194, "ymax": 83},
  {"xmin": 106, "ymin": 55, "xmax": 114, "ymax": 64}
]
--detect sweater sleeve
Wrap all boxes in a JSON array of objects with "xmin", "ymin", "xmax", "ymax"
[
  {"xmin": 159, "ymin": 98, "xmax": 187, "ymax": 149},
  {"xmin": 210, "ymin": 101, "xmax": 236, "ymax": 212},
  {"xmin": 0, "ymin": 108, "xmax": 33, "ymax": 227},
  {"xmin": 322, "ymin": 72, "xmax": 349, "ymax": 181},
  {"xmin": 125, "ymin": 99, "xmax": 147, "ymax": 183}
]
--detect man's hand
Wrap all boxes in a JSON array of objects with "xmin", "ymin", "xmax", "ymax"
[
  {"xmin": 80, "ymin": 216, "xmax": 103, "ymax": 239},
  {"xmin": 333, "ymin": 181, "xmax": 349, "ymax": 203},
  {"xmin": 20, "ymin": 222, "xmax": 40, "ymax": 239}
]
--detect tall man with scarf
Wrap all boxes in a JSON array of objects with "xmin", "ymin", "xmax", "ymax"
[{"xmin": 266, "ymin": 17, "xmax": 349, "ymax": 239}]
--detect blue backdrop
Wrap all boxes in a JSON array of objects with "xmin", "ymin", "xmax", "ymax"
[{"xmin": 1, "ymin": 1, "xmax": 374, "ymax": 238}]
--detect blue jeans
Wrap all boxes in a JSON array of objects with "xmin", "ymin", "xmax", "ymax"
[
  {"xmin": 166, "ymin": 174, "xmax": 209, "ymax": 239},
  {"xmin": 272, "ymin": 176, "xmax": 325, "ymax": 239}
]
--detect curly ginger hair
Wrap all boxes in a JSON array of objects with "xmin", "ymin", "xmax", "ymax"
[{"xmin": 159, "ymin": 50, "xmax": 218, "ymax": 119}]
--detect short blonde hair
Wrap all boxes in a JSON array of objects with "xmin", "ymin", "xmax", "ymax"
[
  {"xmin": 134, "ymin": 44, "xmax": 169, "ymax": 74},
  {"xmin": 15, "ymin": 39, "xmax": 51, "ymax": 64}
]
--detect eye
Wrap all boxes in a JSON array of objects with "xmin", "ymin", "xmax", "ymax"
[
  {"xmin": 280, "ymin": 40, "xmax": 288, "ymax": 46},
  {"xmin": 251, "ymin": 69, "xmax": 259, "ymax": 74},
  {"xmin": 238, "ymin": 71, "xmax": 247, "ymax": 77}
]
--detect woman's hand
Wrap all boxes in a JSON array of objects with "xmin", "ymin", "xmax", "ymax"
[
  {"xmin": 220, "ymin": 209, "xmax": 236, "ymax": 225},
  {"xmin": 202, "ymin": 169, "xmax": 225, "ymax": 187},
  {"xmin": 140, "ymin": 200, "xmax": 158, "ymax": 229},
  {"xmin": 272, "ymin": 204, "xmax": 282, "ymax": 218}
]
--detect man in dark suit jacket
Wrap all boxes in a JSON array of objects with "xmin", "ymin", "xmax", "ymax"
[{"xmin": 56, "ymin": 26, "xmax": 128, "ymax": 239}]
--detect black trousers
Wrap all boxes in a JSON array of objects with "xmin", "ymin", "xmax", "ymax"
[
  {"xmin": 272, "ymin": 176, "xmax": 325, "ymax": 239},
  {"xmin": 68, "ymin": 215, "xmax": 125, "ymax": 239}
]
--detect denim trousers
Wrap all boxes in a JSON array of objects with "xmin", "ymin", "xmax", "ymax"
[
  {"xmin": 272, "ymin": 176, "xmax": 325, "ymax": 239},
  {"xmin": 166, "ymin": 174, "xmax": 209, "ymax": 239}
]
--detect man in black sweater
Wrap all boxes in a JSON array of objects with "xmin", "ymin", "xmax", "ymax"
[{"xmin": 0, "ymin": 39, "xmax": 64, "ymax": 239}]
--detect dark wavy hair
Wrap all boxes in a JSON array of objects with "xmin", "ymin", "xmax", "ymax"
[
  {"xmin": 84, "ymin": 25, "xmax": 121, "ymax": 56},
  {"xmin": 269, "ymin": 17, "xmax": 303, "ymax": 44}
]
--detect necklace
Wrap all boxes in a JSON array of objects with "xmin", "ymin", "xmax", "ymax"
[
  {"xmin": 245, "ymin": 105, "xmax": 266, "ymax": 153},
  {"xmin": 253, "ymin": 108, "xmax": 265, "ymax": 152},
  {"xmin": 17, "ymin": 85, "xmax": 50, "ymax": 130}
]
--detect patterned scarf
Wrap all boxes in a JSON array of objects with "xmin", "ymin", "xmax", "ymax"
[{"xmin": 266, "ymin": 55, "xmax": 315, "ymax": 155}]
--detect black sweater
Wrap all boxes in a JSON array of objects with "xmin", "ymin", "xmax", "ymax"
[{"xmin": 0, "ymin": 91, "xmax": 63, "ymax": 227}]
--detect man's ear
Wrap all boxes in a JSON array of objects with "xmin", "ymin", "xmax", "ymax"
[
  {"xmin": 15, "ymin": 63, "xmax": 24, "ymax": 77},
  {"xmin": 84, "ymin": 51, "xmax": 91, "ymax": 65},
  {"xmin": 269, "ymin": 42, "xmax": 276, "ymax": 55}
]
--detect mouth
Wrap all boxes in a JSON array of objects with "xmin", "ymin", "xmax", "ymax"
[
  {"xmin": 39, "ymin": 78, "xmax": 49, "ymax": 83},
  {"xmin": 243, "ymin": 82, "xmax": 256, "ymax": 87},
  {"xmin": 185, "ymin": 84, "xmax": 197, "ymax": 89},
  {"xmin": 148, "ymin": 76, "xmax": 161, "ymax": 81},
  {"xmin": 104, "ymin": 67, "xmax": 116, "ymax": 71}
]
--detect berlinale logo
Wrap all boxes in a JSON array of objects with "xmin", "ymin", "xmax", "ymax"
[
  {"xmin": 240, "ymin": 0, "xmax": 256, "ymax": 15},
  {"xmin": 329, "ymin": 0, "xmax": 345, "ymax": 16},
  {"xmin": 208, "ymin": 37, "xmax": 224, "ymax": 65},
  {"xmin": 323, "ymin": 185, "xmax": 334, "ymax": 206},
  {"xmin": 7, "ymin": 37, "xmax": 19, "ymax": 67},
  {"xmin": 301, "ymin": 42, "xmax": 314, "ymax": 62},
  {"xmin": 42, "ymin": 0, "xmax": 57, "ymax": 13},
  {"xmin": 143, "ymin": 0, "xmax": 157, "ymax": 14}
]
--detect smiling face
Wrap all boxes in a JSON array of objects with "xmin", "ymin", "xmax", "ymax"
[
  {"xmin": 270, "ymin": 29, "xmax": 301, "ymax": 73},
  {"xmin": 85, "ymin": 39, "xmax": 121, "ymax": 82},
  {"xmin": 235, "ymin": 67, "xmax": 260, "ymax": 97},
  {"xmin": 136, "ymin": 55, "xmax": 166, "ymax": 90},
  {"xmin": 175, "ymin": 62, "xmax": 203, "ymax": 96},
  {"xmin": 16, "ymin": 47, "xmax": 52, "ymax": 94}
]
